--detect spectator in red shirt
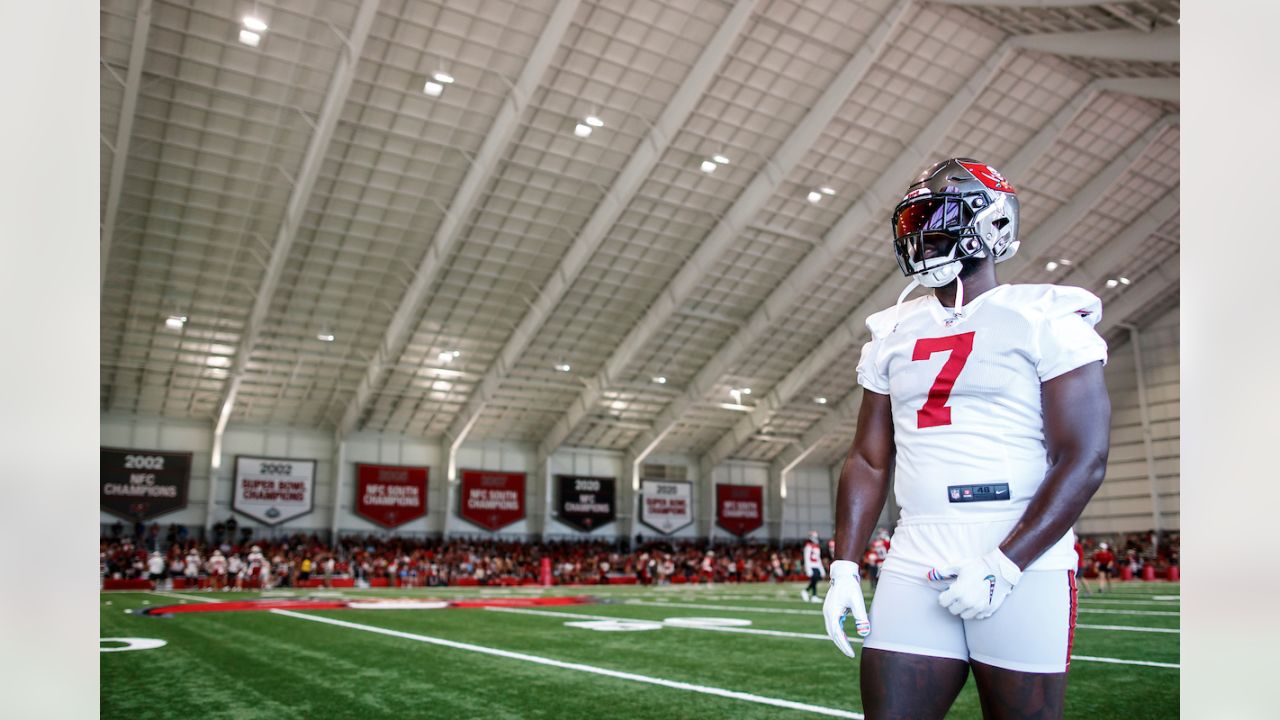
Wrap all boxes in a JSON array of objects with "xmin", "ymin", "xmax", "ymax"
[
  {"xmin": 1073, "ymin": 540, "xmax": 1093, "ymax": 596},
  {"xmin": 1092, "ymin": 542, "xmax": 1116, "ymax": 593}
]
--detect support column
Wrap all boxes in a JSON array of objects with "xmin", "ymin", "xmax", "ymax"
[
  {"xmin": 329, "ymin": 435, "xmax": 346, "ymax": 545},
  {"xmin": 1125, "ymin": 323, "xmax": 1163, "ymax": 550},
  {"xmin": 767, "ymin": 462, "xmax": 785, "ymax": 546},
  {"xmin": 697, "ymin": 467, "xmax": 714, "ymax": 541},
  {"xmin": 619, "ymin": 451, "xmax": 641, "ymax": 548},
  {"xmin": 204, "ymin": 424, "xmax": 223, "ymax": 538}
]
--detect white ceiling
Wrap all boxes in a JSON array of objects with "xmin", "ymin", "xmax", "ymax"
[{"xmin": 100, "ymin": 0, "xmax": 1181, "ymax": 470}]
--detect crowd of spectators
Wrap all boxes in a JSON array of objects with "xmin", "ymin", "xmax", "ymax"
[
  {"xmin": 101, "ymin": 521, "xmax": 820, "ymax": 589},
  {"xmin": 1078, "ymin": 529, "xmax": 1180, "ymax": 577}
]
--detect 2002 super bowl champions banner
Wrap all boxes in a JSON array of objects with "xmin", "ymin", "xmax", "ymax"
[
  {"xmin": 100, "ymin": 447, "xmax": 192, "ymax": 521},
  {"xmin": 232, "ymin": 456, "xmax": 316, "ymax": 525}
]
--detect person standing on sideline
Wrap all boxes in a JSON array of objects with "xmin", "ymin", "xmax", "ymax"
[
  {"xmin": 1093, "ymin": 542, "xmax": 1116, "ymax": 593},
  {"xmin": 823, "ymin": 158, "xmax": 1111, "ymax": 719},
  {"xmin": 802, "ymin": 531, "xmax": 826, "ymax": 602}
]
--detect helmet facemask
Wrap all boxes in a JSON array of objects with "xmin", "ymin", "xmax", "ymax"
[{"xmin": 891, "ymin": 190, "xmax": 1018, "ymax": 288}]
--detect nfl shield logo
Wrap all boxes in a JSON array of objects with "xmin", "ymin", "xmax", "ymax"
[{"xmin": 950, "ymin": 489, "xmax": 960, "ymax": 500}]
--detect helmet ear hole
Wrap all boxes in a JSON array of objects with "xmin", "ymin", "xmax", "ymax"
[{"xmin": 992, "ymin": 217, "xmax": 1010, "ymax": 230}]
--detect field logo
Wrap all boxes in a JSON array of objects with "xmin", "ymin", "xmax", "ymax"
[
  {"xmin": 355, "ymin": 464, "xmax": 428, "ymax": 528},
  {"xmin": 715, "ymin": 484, "xmax": 763, "ymax": 537},
  {"xmin": 458, "ymin": 470, "xmax": 526, "ymax": 532},
  {"xmin": 639, "ymin": 480, "xmax": 694, "ymax": 535},
  {"xmin": 554, "ymin": 475, "xmax": 616, "ymax": 532},
  {"xmin": 232, "ymin": 456, "xmax": 316, "ymax": 525},
  {"xmin": 100, "ymin": 637, "xmax": 167, "ymax": 653},
  {"xmin": 101, "ymin": 448, "xmax": 192, "ymax": 521}
]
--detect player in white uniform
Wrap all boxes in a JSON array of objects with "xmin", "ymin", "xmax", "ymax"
[
  {"xmin": 207, "ymin": 549, "xmax": 228, "ymax": 591},
  {"xmin": 822, "ymin": 158, "xmax": 1110, "ymax": 719},
  {"xmin": 183, "ymin": 548, "xmax": 201, "ymax": 589},
  {"xmin": 801, "ymin": 531, "xmax": 826, "ymax": 603}
]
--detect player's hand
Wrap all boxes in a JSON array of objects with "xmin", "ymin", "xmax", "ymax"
[
  {"xmin": 931, "ymin": 548, "xmax": 1022, "ymax": 620},
  {"xmin": 823, "ymin": 560, "xmax": 870, "ymax": 659}
]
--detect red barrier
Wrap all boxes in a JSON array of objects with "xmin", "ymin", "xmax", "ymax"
[
  {"xmin": 1142, "ymin": 565, "xmax": 1156, "ymax": 581},
  {"xmin": 1120, "ymin": 566, "xmax": 1132, "ymax": 580},
  {"xmin": 1167, "ymin": 566, "xmax": 1180, "ymax": 581},
  {"xmin": 607, "ymin": 577, "xmax": 638, "ymax": 585},
  {"xmin": 103, "ymin": 579, "xmax": 153, "ymax": 590}
]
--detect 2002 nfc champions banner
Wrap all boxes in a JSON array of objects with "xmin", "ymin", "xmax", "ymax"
[
  {"xmin": 554, "ymin": 475, "xmax": 615, "ymax": 532},
  {"xmin": 101, "ymin": 447, "xmax": 192, "ymax": 521},
  {"xmin": 715, "ymin": 483, "xmax": 763, "ymax": 536},
  {"xmin": 355, "ymin": 464, "xmax": 428, "ymax": 528},
  {"xmin": 233, "ymin": 455, "xmax": 316, "ymax": 525},
  {"xmin": 458, "ymin": 469, "xmax": 525, "ymax": 532},
  {"xmin": 639, "ymin": 479, "xmax": 693, "ymax": 534}
]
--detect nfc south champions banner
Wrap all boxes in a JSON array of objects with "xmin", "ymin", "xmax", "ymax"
[
  {"xmin": 458, "ymin": 469, "xmax": 525, "ymax": 532},
  {"xmin": 355, "ymin": 464, "xmax": 428, "ymax": 528},
  {"xmin": 100, "ymin": 447, "xmax": 192, "ymax": 521},
  {"xmin": 232, "ymin": 455, "xmax": 316, "ymax": 525},
  {"xmin": 554, "ymin": 475, "xmax": 615, "ymax": 532},
  {"xmin": 639, "ymin": 479, "xmax": 693, "ymax": 534},
  {"xmin": 715, "ymin": 483, "xmax": 764, "ymax": 536}
]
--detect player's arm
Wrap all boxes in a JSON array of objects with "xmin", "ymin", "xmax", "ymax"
[
  {"xmin": 824, "ymin": 389, "xmax": 894, "ymax": 656},
  {"xmin": 999, "ymin": 360, "xmax": 1111, "ymax": 569},
  {"xmin": 833, "ymin": 389, "xmax": 895, "ymax": 562}
]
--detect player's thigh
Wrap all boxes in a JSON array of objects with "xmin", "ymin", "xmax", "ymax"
[
  {"xmin": 969, "ymin": 659, "xmax": 1067, "ymax": 720},
  {"xmin": 863, "ymin": 571, "xmax": 968, "ymax": 662},
  {"xmin": 964, "ymin": 570, "xmax": 1077, "ymax": 674},
  {"xmin": 861, "ymin": 648, "xmax": 969, "ymax": 720}
]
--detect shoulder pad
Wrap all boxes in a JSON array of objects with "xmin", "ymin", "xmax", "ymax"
[
  {"xmin": 1001, "ymin": 284, "xmax": 1102, "ymax": 328},
  {"xmin": 864, "ymin": 296, "xmax": 931, "ymax": 339}
]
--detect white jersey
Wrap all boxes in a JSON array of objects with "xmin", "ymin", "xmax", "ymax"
[
  {"xmin": 857, "ymin": 284, "xmax": 1107, "ymax": 572},
  {"xmin": 803, "ymin": 542, "xmax": 825, "ymax": 576}
]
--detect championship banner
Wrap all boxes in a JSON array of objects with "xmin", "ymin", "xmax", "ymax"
[
  {"xmin": 554, "ymin": 475, "xmax": 615, "ymax": 532},
  {"xmin": 355, "ymin": 464, "xmax": 428, "ymax": 528},
  {"xmin": 100, "ymin": 448, "xmax": 192, "ymax": 521},
  {"xmin": 232, "ymin": 456, "xmax": 316, "ymax": 525},
  {"xmin": 716, "ymin": 483, "xmax": 763, "ymax": 536},
  {"xmin": 639, "ymin": 479, "xmax": 693, "ymax": 535},
  {"xmin": 458, "ymin": 469, "xmax": 525, "ymax": 532}
]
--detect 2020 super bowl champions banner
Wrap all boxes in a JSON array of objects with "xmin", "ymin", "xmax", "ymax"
[
  {"xmin": 354, "ymin": 464, "xmax": 427, "ymax": 528},
  {"xmin": 639, "ymin": 479, "xmax": 693, "ymax": 534},
  {"xmin": 458, "ymin": 469, "xmax": 525, "ymax": 532},
  {"xmin": 554, "ymin": 474, "xmax": 615, "ymax": 532},
  {"xmin": 715, "ymin": 483, "xmax": 763, "ymax": 536},
  {"xmin": 100, "ymin": 447, "xmax": 192, "ymax": 521},
  {"xmin": 232, "ymin": 456, "xmax": 316, "ymax": 525}
]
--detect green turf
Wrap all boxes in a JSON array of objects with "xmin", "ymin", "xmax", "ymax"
[{"xmin": 101, "ymin": 582, "xmax": 1178, "ymax": 719}]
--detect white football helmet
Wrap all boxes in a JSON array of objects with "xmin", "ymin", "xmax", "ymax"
[{"xmin": 891, "ymin": 158, "xmax": 1020, "ymax": 288}]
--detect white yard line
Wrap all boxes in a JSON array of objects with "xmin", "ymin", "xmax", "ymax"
[
  {"xmin": 1070, "ymin": 655, "xmax": 1179, "ymax": 669},
  {"xmin": 628, "ymin": 599, "xmax": 1180, "ymax": 619},
  {"xmin": 1076, "ymin": 624, "xmax": 1178, "ymax": 634},
  {"xmin": 150, "ymin": 590, "xmax": 222, "ymax": 604},
  {"xmin": 271, "ymin": 609, "xmax": 864, "ymax": 719},
  {"xmin": 484, "ymin": 606, "xmax": 835, "ymax": 641}
]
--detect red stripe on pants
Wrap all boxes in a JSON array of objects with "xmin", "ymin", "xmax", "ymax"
[{"xmin": 1065, "ymin": 570, "xmax": 1079, "ymax": 670}]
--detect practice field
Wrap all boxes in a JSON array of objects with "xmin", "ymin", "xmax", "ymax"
[{"xmin": 100, "ymin": 581, "xmax": 1178, "ymax": 719}]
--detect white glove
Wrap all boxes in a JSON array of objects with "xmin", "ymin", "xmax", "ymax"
[
  {"xmin": 822, "ymin": 560, "xmax": 871, "ymax": 659},
  {"xmin": 932, "ymin": 548, "xmax": 1023, "ymax": 621}
]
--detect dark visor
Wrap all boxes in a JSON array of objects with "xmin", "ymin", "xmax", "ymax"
[{"xmin": 893, "ymin": 197, "xmax": 973, "ymax": 239}]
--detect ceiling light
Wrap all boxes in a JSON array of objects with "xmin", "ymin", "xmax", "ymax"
[
  {"xmin": 1106, "ymin": 279, "xmax": 1119, "ymax": 289},
  {"xmin": 807, "ymin": 191, "xmax": 822, "ymax": 204},
  {"xmin": 438, "ymin": 351, "xmax": 456, "ymax": 364},
  {"xmin": 164, "ymin": 315, "xmax": 187, "ymax": 330},
  {"xmin": 317, "ymin": 332, "xmax": 336, "ymax": 342},
  {"xmin": 741, "ymin": 388, "xmax": 751, "ymax": 395},
  {"xmin": 573, "ymin": 123, "xmax": 592, "ymax": 138},
  {"xmin": 1119, "ymin": 276, "xmax": 1131, "ymax": 285},
  {"xmin": 820, "ymin": 187, "xmax": 836, "ymax": 196},
  {"xmin": 432, "ymin": 71, "xmax": 454, "ymax": 84},
  {"xmin": 206, "ymin": 356, "xmax": 231, "ymax": 368},
  {"xmin": 712, "ymin": 154, "xmax": 730, "ymax": 165},
  {"xmin": 700, "ymin": 160, "xmax": 718, "ymax": 173},
  {"xmin": 814, "ymin": 396, "xmax": 827, "ymax": 405},
  {"xmin": 652, "ymin": 376, "xmax": 667, "ymax": 384},
  {"xmin": 238, "ymin": 29, "xmax": 261, "ymax": 47},
  {"xmin": 242, "ymin": 16, "xmax": 268, "ymax": 32},
  {"xmin": 554, "ymin": 363, "xmax": 572, "ymax": 373},
  {"xmin": 1045, "ymin": 261, "xmax": 1059, "ymax": 271},
  {"xmin": 584, "ymin": 115, "xmax": 604, "ymax": 128},
  {"xmin": 423, "ymin": 81, "xmax": 444, "ymax": 97},
  {"xmin": 1058, "ymin": 258, "xmax": 1073, "ymax": 266}
]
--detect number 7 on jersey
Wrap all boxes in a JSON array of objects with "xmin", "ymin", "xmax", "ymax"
[{"xmin": 911, "ymin": 331, "xmax": 975, "ymax": 429}]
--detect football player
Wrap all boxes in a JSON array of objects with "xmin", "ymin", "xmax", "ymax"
[
  {"xmin": 802, "ymin": 531, "xmax": 826, "ymax": 602},
  {"xmin": 207, "ymin": 549, "xmax": 228, "ymax": 591},
  {"xmin": 823, "ymin": 158, "xmax": 1110, "ymax": 719},
  {"xmin": 1093, "ymin": 542, "xmax": 1116, "ymax": 593}
]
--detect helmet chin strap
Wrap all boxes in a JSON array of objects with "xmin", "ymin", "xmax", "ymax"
[
  {"xmin": 894, "ymin": 267, "xmax": 965, "ymax": 333},
  {"xmin": 891, "ymin": 277, "xmax": 920, "ymax": 333},
  {"xmin": 951, "ymin": 274, "xmax": 965, "ymax": 320}
]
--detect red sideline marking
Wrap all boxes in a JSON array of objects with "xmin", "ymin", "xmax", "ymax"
[
  {"xmin": 143, "ymin": 599, "xmax": 349, "ymax": 615},
  {"xmin": 141, "ymin": 595, "xmax": 594, "ymax": 615}
]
